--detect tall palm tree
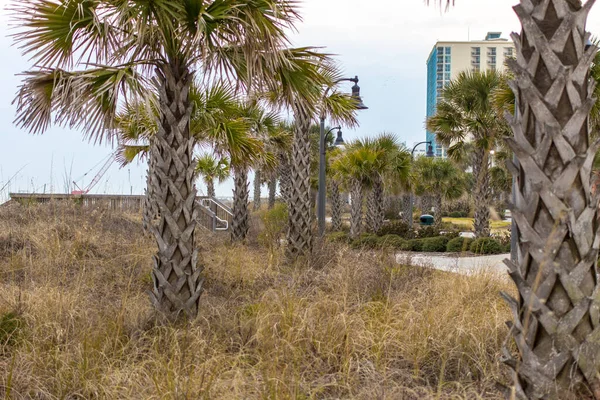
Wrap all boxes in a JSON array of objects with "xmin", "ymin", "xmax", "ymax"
[
  {"xmin": 500, "ymin": 2, "xmax": 600, "ymax": 398},
  {"xmin": 12, "ymin": 0, "xmax": 301, "ymax": 319},
  {"xmin": 427, "ymin": 70, "xmax": 510, "ymax": 238},
  {"xmin": 412, "ymin": 157, "xmax": 464, "ymax": 226},
  {"xmin": 427, "ymin": 1, "xmax": 600, "ymax": 397},
  {"xmin": 195, "ymin": 154, "xmax": 229, "ymax": 198}
]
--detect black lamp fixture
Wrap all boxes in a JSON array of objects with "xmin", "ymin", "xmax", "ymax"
[
  {"xmin": 426, "ymin": 143, "xmax": 435, "ymax": 157},
  {"xmin": 350, "ymin": 76, "xmax": 369, "ymax": 110},
  {"xmin": 334, "ymin": 128, "xmax": 345, "ymax": 147}
]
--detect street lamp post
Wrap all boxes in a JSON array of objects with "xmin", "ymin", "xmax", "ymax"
[
  {"xmin": 317, "ymin": 76, "xmax": 368, "ymax": 237},
  {"xmin": 408, "ymin": 141, "xmax": 434, "ymax": 225}
]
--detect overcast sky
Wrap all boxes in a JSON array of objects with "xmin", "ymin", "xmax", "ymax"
[{"xmin": 0, "ymin": 0, "xmax": 597, "ymax": 199}]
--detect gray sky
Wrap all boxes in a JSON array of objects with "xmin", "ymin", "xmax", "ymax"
[{"xmin": 0, "ymin": 0, "xmax": 597, "ymax": 199}]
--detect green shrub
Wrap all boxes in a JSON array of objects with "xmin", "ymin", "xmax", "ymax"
[
  {"xmin": 408, "ymin": 239, "xmax": 424, "ymax": 252},
  {"xmin": 446, "ymin": 237, "xmax": 473, "ymax": 253},
  {"xmin": 422, "ymin": 236, "xmax": 449, "ymax": 252},
  {"xmin": 377, "ymin": 234, "xmax": 406, "ymax": 249},
  {"xmin": 0, "ymin": 312, "xmax": 23, "ymax": 347},
  {"xmin": 449, "ymin": 211, "xmax": 468, "ymax": 218},
  {"xmin": 470, "ymin": 238, "xmax": 504, "ymax": 255},
  {"xmin": 258, "ymin": 203, "xmax": 288, "ymax": 248},
  {"xmin": 327, "ymin": 231, "xmax": 350, "ymax": 244},
  {"xmin": 416, "ymin": 226, "xmax": 438, "ymax": 239},
  {"xmin": 377, "ymin": 221, "xmax": 412, "ymax": 238},
  {"xmin": 351, "ymin": 234, "xmax": 379, "ymax": 250}
]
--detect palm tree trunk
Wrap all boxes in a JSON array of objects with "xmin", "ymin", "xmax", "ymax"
[
  {"xmin": 372, "ymin": 179, "xmax": 384, "ymax": 233},
  {"xmin": 253, "ymin": 169, "xmax": 261, "ymax": 211},
  {"xmin": 350, "ymin": 179, "xmax": 363, "ymax": 239},
  {"xmin": 231, "ymin": 168, "xmax": 249, "ymax": 242},
  {"xmin": 148, "ymin": 63, "xmax": 202, "ymax": 320},
  {"xmin": 268, "ymin": 174, "xmax": 277, "ymax": 210},
  {"xmin": 330, "ymin": 179, "xmax": 343, "ymax": 231},
  {"xmin": 279, "ymin": 153, "xmax": 292, "ymax": 206},
  {"xmin": 472, "ymin": 147, "xmax": 491, "ymax": 238},
  {"xmin": 401, "ymin": 194, "xmax": 413, "ymax": 227},
  {"xmin": 365, "ymin": 190, "xmax": 375, "ymax": 233},
  {"xmin": 286, "ymin": 109, "xmax": 313, "ymax": 258},
  {"xmin": 206, "ymin": 179, "xmax": 215, "ymax": 198},
  {"xmin": 421, "ymin": 195, "xmax": 432, "ymax": 214},
  {"xmin": 432, "ymin": 194, "xmax": 442, "ymax": 226},
  {"xmin": 143, "ymin": 140, "xmax": 158, "ymax": 234},
  {"xmin": 502, "ymin": 2, "xmax": 600, "ymax": 398}
]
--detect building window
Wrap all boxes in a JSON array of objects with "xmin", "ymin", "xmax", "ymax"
[
  {"xmin": 445, "ymin": 47, "xmax": 451, "ymax": 54},
  {"xmin": 444, "ymin": 64, "xmax": 451, "ymax": 72},
  {"xmin": 445, "ymin": 55, "xmax": 451, "ymax": 63},
  {"xmin": 504, "ymin": 47, "xmax": 514, "ymax": 57},
  {"xmin": 438, "ymin": 46, "xmax": 444, "ymax": 54}
]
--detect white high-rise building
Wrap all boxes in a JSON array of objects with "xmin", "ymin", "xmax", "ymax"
[{"xmin": 426, "ymin": 32, "xmax": 515, "ymax": 157}]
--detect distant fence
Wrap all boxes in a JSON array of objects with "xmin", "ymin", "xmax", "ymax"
[{"xmin": 9, "ymin": 193, "xmax": 144, "ymax": 212}]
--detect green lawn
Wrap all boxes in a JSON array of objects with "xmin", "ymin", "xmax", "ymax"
[{"xmin": 443, "ymin": 217, "xmax": 511, "ymax": 233}]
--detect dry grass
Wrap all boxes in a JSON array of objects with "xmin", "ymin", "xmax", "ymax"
[{"xmin": 0, "ymin": 202, "xmax": 515, "ymax": 399}]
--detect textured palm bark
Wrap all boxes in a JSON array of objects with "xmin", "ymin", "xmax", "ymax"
[
  {"xmin": 253, "ymin": 169, "xmax": 261, "ymax": 211},
  {"xmin": 421, "ymin": 195, "xmax": 432, "ymax": 214},
  {"xmin": 401, "ymin": 194, "xmax": 413, "ymax": 227},
  {"xmin": 268, "ymin": 174, "xmax": 277, "ymax": 210},
  {"xmin": 501, "ymin": 1, "xmax": 600, "ymax": 398},
  {"xmin": 330, "ymin": 179, "xmax": 343, "ymax": 231},
  {"xmin": 365, "ymin": 189, "xmax": 376, "ymax": 233},
  {"xmin": 365, "ymin": 180, "xmax": 384, "ymax": 233},
  {"xmin": 143, "ymin": 141, "xmax": 158, "ymax": 234},
  {"xmin": 472, "ymin": 147, "xmax": 491, "ymax": 238},
  {"xmin": 350, "ymin": 179, "xmax": 363, "ymax": 239},
  {"xmin": 148, "ymin": 63, "xmax": 202, "ymax": 320},
  {"xmin": 432, "ymin": 194, "xmax": 443, "ymax": 227},
  {"xmin": 206, "ymin": 180, "xmax": 215, "ymax": 198},
  {"xmin": 231, "ymin": 168, "xmax": 249, "ymax": 242},
  {"xmin": 278, "ymin": 153, "xmax": 292, "ymax": 206},
  {"xmin": 286, "ymin": 109, "xmax": 314, "ymax": 258}
]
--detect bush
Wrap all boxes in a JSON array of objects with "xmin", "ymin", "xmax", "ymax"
[
  {"xmin": 446, "ymin": 237, "xmax": 473, "ymax": 253},
  {"xmin": 377, "ymin": 234, "xmax": 406, "ymax": 249},
  {"xmin": 351, "ymin": 234, "xmax": 379, "ymax": 250},
  {"xmin": 449, "ymin": 211, "xmax": 468, "ymax": 218},
  {"xmin": 327, "ymin": 231, "xmax": 350, "ymax": 244},
  {"xmin": 421, "ymin": 236, "xmax": 449, "ymax": 253},
  {"xmin": 416, "ymin": 226, "xmax": 438, "ymax": 239},
  {"xmin": 257, "ymin": 203, "xmax": 288, "ymax": 248},
  {"xmin": 408, "ymin": 239, "xmax": 424, "ymax": 252},
  {"xmin": 470, "ymin": 238, "xmax": 504, "ymax": 255},
  {"xmin": 377, "ymin": 221, "xmax": 412, "ymax": 238}
]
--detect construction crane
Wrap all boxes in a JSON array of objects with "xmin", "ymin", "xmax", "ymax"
[{"xmin": 71, "ymin": 151, "xmax": 117, "ymax": 195}]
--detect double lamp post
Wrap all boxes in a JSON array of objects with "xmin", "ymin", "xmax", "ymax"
[{"xmin": 317, "ymin": 76, "xmax": 368, "ymax": 236}]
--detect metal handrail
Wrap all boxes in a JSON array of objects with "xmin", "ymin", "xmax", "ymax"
[
  {"xmin": 196, "ymin": 197, "xmax": 231, "ymax": 232},
  {"xmin": 198, "ymin": 197, "xmax": 233, "ymax": 217}
]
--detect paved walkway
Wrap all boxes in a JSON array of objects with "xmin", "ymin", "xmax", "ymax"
[{"xmin": 395, "ymin": 252, "xmax": 510, "ymax": 276}]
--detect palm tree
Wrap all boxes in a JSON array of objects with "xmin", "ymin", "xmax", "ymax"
[
  {"xmin": 427, "ymin": 70, "xmax": 509, "ymax": 237},
  {"xmin": 412, "ymin": 157, "xmax": 464, "ymax": 226},
  {"xmin": 12, "ymin": 0, "xmax": 300, "ymax": 319},
  {"xmin": 500, "ymin": 3, "xmax": 600, "ymax": 398},
  {"xmin": 427, "ymin": 1, "xmax": 600, "ymax": 397},
  {"xmin": 352, "ymin": 134, "xmax": 407, "ymax": 234},
  {"xmin": 327, "ymin": 147, "xmax": 346, "ymax": 231},
  {"xmin": 195, "ymin": 154, "xmax": 230, "ymax": 198},
  {"xmin": 332, "ymin": 145, "xmax": 378, "ymax": 239}
]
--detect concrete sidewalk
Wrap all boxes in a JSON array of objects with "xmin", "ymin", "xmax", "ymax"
[{"xmin": 395, "ymin": 252, "xmax": 509, "ymax": 276}]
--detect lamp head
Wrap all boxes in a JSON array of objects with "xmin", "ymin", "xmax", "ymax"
[
  {"xmin": 426, "ymin": 143, "xmax": 435, "ymax": 157},
  {"xmin": 334, "ymin": 128, "xmax": 345, "ymax": 147},
  {"xmin": 351, "ymin": 76, "xmax": 368, "ymax": 110}
]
